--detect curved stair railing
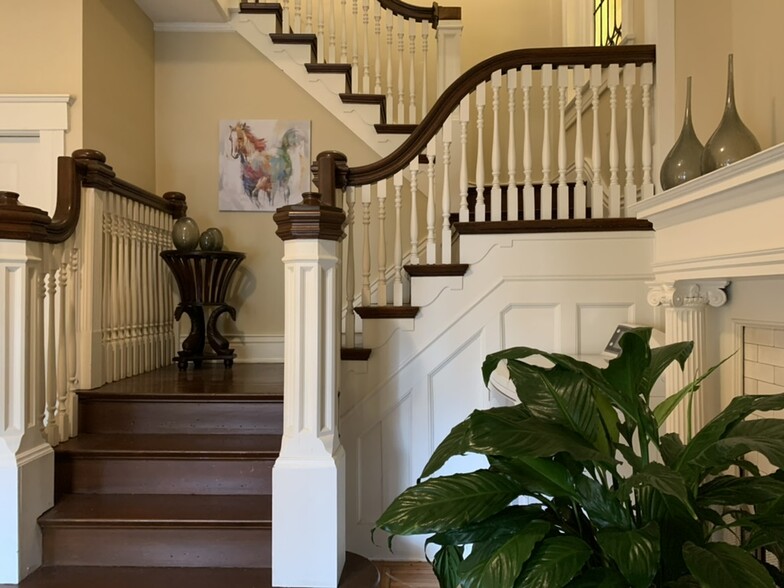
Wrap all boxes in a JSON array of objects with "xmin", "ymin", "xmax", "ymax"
[
  {"xmin": 240, "ymin": 0, "xmax": 461, "ymax": 126},
  {"xmin": 311, "ymin": 44, "xmax": 656, "ymax": 349},
  {"xmin": 0, "ymin": 149, "xmax": 186, "ymax": 446}
]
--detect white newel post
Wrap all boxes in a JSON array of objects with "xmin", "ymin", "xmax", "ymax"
[
  {"xmin": 0, "ymin": 194, "xmax": 56, "ymax": 583},
  {"xmin": 648, "ymin": 280, "xmax": 729, "ymax": 439},
  {"xmin": 272, "ymin": 192, "xmax": 347, "ymax": 588}
]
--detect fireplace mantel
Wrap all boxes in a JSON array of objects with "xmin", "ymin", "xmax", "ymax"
[{"xmin": 631, "ymin": 143, "xmax": 784, "ymax": 284}]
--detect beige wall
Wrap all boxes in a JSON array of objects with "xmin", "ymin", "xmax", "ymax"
[
  {"xmin": 0, "ymin": 0, "xmax": 84, "ymax": 152},
  {"xmin": 83, "ymin": 0, "xmax": 156, "ymax": 191},
  {"xmin": 674, "ymin": 0, "xmax": 784, "ymax": 151},
  {"xmin": 155, "ymin": 32, "xmax": 373, "ymax": 337}
]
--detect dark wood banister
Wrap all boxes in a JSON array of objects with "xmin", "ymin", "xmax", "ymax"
[
  {"xmin": 0, "ymin": 149, "xmax": 187, "ymax": 243},
  {"xmin": 378, "ymin": 1, "xmax": 461, "ymax": 27},
  {"xmin": 314, "ymin": 44, "xmax": 655, "ymax": 199}
]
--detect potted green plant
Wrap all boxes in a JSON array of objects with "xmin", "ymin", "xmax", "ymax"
[{"xmin": 375, "ymin": 328, "xmax": 784, "ymax": 587}]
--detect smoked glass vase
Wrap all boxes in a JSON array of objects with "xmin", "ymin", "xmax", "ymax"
[
  {"xmin": 701, "ymin": 54, "xmax": 761, "ymax": 173},
  {"xmin": 660, "ymin": 76, "xmax": 703, "ymax": 190}
]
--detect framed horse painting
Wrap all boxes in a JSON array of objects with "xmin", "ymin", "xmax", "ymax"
[{"xmin": 219, "ymin": 119, "xmax": 311, "ymax": 212}]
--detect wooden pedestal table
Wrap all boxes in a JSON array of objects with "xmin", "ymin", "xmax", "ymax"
[{"xmin": 161, "ymin": 250, "xmax": 246, "ymax": 369}]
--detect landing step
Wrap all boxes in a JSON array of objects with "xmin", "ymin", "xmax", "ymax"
[
  {"xmin": 354, "ymin": 306, "xmax": 420, "ymax": 319},
  {"xmin": 405, "ymin": 263, "xmax": 469, "ymax": 277}
]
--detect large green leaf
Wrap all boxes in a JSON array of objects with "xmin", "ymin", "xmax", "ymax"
[
  {"xmin": 506, "ymin": 360, "xmax": 603, "ymax": 445},
  {"xmin": 515, "ymin": 536, "xmax": 592, "ymax": 588},
  {"xmin": 490, "ymin": 456, "xmax": 578, "ymax": 499},
  {"xmin": 641, "ymin": 341, "xmax": 694, "ymax": 402},
  {"xmin": 596, "ymin": 522, "xmax": 661, "ymax": 588},
  {"xmin": 693, "ymin": 419, "xmax": 784, "ymax": 472},
  {"xmin": 458, "ymin": 521, "xmax": 549, "ymax": 588},
  {"xmin": 420, "ymin": 417, "xmax": 473, "ymax": 479},
  {"xmin": 604, "ymin": 328, "xmax": 652, "ymax": 404},
  {"xmin": 574, "ymin": 476, "xmax": 633, "ymax": 530},
  {"xmin": 621, "ymin": 462, "xmax": 697, "ymax": 519},
  {"xmin": 375, "ymin": 470, "xmax": 520, "ymax": 536},
  {"xmin": 677, "ymin": 394, "xmax": 784, "ymax": 481},
  {"xmin": 432, "ymin": 545, "xmax": 462, "ymax": 588},
  {"xmin": 660, "ymin": 433, "xmax": 686, "ymax": 467},
  {"xmin": 698, "ymin": 472, "xmax": 784, "ymax": 508},
  {"xmin": 566, "ymin": 568, "xmax": 628, "ymax": 587},
  {"xmin": 426, "ymin": 505, "xmax": 547, "ymax": 547},
  {"xmin": 470, "ymin": 409, "xmax": 614, "ymax": 464},
  {"xmin": 683, "ymin": 541, "xmax": 775, "ymax": 588}
]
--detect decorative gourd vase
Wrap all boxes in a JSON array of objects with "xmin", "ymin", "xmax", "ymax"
[
  {"xmin": 172, "ymin": 217, "xmax": 200, "ymax": 251},
  {"xmin": 199, "ymin": 227, "xmax": 224, "ymax": 251},
  {"xmin": 660, "ymin": 77, "xmax": 704, "ymax": 190},
  {"xmin": 701, "ymin": 54, "xmax": 761, "ymax": 173}
]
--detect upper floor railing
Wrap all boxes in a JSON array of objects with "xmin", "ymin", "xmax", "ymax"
[
  {"xmin": 241, "ymin": 0, "xmax": 461, "ymax": 124},
  {"xmin": 312, "ymin": 44, "xmax": 656, "ymax": 347},
  {"xmin": 0, "ymin": 149, "xmax": 186, "ymax": 447}
]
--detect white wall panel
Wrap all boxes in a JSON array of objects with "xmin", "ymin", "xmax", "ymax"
[
  {"xmin": 501, "ymin": 304, "xmax": 559, "ymax": 351},
  {"xmin": 577, "ymin": 303, "xmax": 635, "ymax": 354}
]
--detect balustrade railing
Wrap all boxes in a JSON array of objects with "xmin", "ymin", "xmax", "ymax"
[
  {"xmin": 0, "ymin": 149, "xmax": 186, "ymax": 446},
  {"xmin": 312, "ymin": 45, "xmax": 656, "ymax": 347},
  {"xmin": 242, "ymin": 0, "xmax": 461, "ymax": 124}
]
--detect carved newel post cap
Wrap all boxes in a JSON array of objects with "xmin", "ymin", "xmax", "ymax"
[
  {"xmin": 72, "ymin": 148, "xmax": 107, "ymax": 163},
  {"xmin": 273, "ymin": 191, "xmax": 346, "ymax": 242},
  {"xmin": 163, "ymin": 191, "xmax": 189, "ymax": 219},
  {"xmin": 0, "ymin": 190, "xmax": 52, "ymax": 241}
]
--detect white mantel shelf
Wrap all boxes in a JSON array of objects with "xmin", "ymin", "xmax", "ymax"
[{"xmin": 630, "ymin": 143, "xmax": 784, "ymax": 283}]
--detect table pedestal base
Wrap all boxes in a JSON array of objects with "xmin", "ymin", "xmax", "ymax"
[{"xmin": 174, "ymin": 302, "xmax": 237, "ymax": 369}]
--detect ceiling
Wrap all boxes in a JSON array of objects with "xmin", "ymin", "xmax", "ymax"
[{"xmin": 133, "ymin": 0, "xmax": 229, "ymax": 24}]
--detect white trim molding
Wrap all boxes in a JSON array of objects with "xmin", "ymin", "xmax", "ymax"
[{"xmin": 647, "ymin": 280, "xmax": 729, "ymax": 309}]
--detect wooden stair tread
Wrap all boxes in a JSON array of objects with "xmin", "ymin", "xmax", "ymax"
[
  {"xmin": 453, "ymin": 218, "xmax": 655, "ymax": 235},
  {"xmin": 40, "ymin": 494, "xmax": 272, "ymax": 527},
  {"xmin": 339, "ymin": 93, "xmax": 385, "ymax": 105},
  {"xmin": 405, "ymin": 263, "xmax": 469, "ymax": 277},
  {"xmin": 354, "ymin": 306, "xmax": 420, "ymax": 319},
  {"xmin": 77, "ymin": 363, "xmax": 284, "ymax": 400},
  {"xmin": 54, "ymin": 433, "xmax": 281, "ymax": 458},
  {"xmin": 375, "ymin": 123, "xmax": 417, "ymax": 134}
]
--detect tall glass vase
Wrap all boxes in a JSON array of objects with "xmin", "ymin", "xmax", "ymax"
[
  {"xmin": 660, "ymin": 77, "xmax": 703, "ymax": 190},
  {"xmin": 701, "ymin": 54, "xmax": 761, "ymax": 173}
]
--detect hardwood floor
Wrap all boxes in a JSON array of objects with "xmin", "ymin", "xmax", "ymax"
[{"xmin": 375, "ymin": 561, "xmax": 439, "ymax": 588}]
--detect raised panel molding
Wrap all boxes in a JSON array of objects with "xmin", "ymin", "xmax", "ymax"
[
  {"xmin": 577, "ymin": 303, "xmax": 635, "ymax": 355},
  {"xmin": 501, "ymin": 304, "xmax": 560, "ymax": 352}
]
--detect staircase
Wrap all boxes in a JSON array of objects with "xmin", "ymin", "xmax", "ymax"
[{"xmin": 6, "ymin": 364, "xmax": 378, "ymax": 587}]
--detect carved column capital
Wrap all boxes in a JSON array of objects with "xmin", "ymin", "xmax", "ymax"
[{"xmin": 647, "ymin": 280, "xmax": 729, "ymax": 309}]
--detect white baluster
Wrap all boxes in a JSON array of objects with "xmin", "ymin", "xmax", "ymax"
[
  {"xmin": 624, "ymin": 63, "xmax": 637, "ymax": 214},
  {"xmin": 475, "ymin": 81, "xmax": 486, "ymax": 222},
  {"xmin": 591, "ymin": 64, "xmax": 604, "ymax": 218},
  {"xmin": 426, "ymin": 138, "xmax": 437, "ymax": 264},
  {"xmin": 351, "ymin": 0, "xmax": 359, "ymax": 92},
  {"xmin": 608, "ymin": 63, "xmax": 621, "ymax": 218},
  {"xmin": 67, "ymin": 247, "xmax": 78, "ymax": 437},
  {"xmin": 573, "ymin": 65, "xmax": 587, "ymax": 219},
  {"xmin": 393, "ymin": 171, "xmax": 404, "ymax": 305},
  {"xmin": 409, "ymin": 159, "xmax": 420, "ymax": 265},
  {"xmin": 35, "ymin": 271, "xmax": 47, "ymax": 442},
  {"xmin": 306, "ymin": 0, "xmax": 313, "ymax": 33},
  {"xmin": 361, "ymin": 0, "xmax": 370, "ymax": 93},
  {"xmin": 361, "ymin": 183, "xmax": 371, "ymax": 305},
  {"xmin": 142, "ymin": 207, "xmax": 152, "ymax": 371},
  {"xmin": 103, "ymin": 195, "xmax": 115, "ymax": 381},
  {"xmin": 328, "ymin": 0, "xmax": 336, "ymax": 62},
  {"xmin": 340, "ymin": 0, "xmax": 348, "ymax": 63},
  {"xmin": 158, "ymin": 211, "xmax": 169, "ymax": 365},
  {"xmin": 376, "ymin": 179, "xmax": 388, "ymax": 305},
  {"xmin": 45, "ymin": 257, "xmax": 59, "ymax": 445},
  {"xmin": 293, "ymin": 0, "xmax": 302, "ymax": 32},
  {"xmin": 522, "ymin": 65, "xmax": 534, "ymax": 220},
  {"xmin": 408, "ymin": 19, "xmax": 417, "ymax": 123},
  {"xmin": 420, "ymin": 21, "xmax": 429, "ymax": 119},
  {"xmin": 344, "ymin": 186, "xmax": 356, "ymax": 347},
  {"xmin": 490, "ymin": 70, "xmax": 502, "ymax": 221},
  {"xmin": 373, "ymin": 3, "xmax": 382, "ymax": 94},
  {"xmin": 557, "ymin": 65, "xmax": 569, "ymax": 220},
  {"xmin": 131, "ymin": 202, "xmax": 141, "ymax": 375},
  {"xmin": 458, "ymin": 96, "xmax": 470, "ymax": 222},
  {"xmin": 56, "ymin": 244, "xmax": 69, "ymax": 442},
  {"xmin": 540, "ymin": 64, "xmax": 553, "ymax": 220},
  {"xmin": 316, "ymin": 0, "xmax": 325, "ymax": 60},
  {"xmin": 385, "ymin": 10, "xmax": 394, "ymax": 116},
  {"xmin": 116, "ymin": 197, "xmax": 127, "ymax": 379},
  {"xmin": 507, "ymin": 68, "xmax": 519, "ymax": 221},
  {"xmin": 396, "ymin": 16, "xmax": 405, "ymax": 123},
  {"xmin": 441, "ymin": 120, "xmax": 453, "ymax": 263},
  {"xmin": 282, "ymin": 0, "xmax": 290, "ymax": 33},
  {"xmin": 641, "ymin": 62, "xmax": 654, "ymax": 200}
]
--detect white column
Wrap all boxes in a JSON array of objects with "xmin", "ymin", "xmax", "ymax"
[
  {"xmin": 273, "ymin": 194, "xmax": 346, "ymax": 588},
  {"xmin": 435, "ymin": 19, "xmax": 462, "ymax": 96},
  {"xmin": 648, "ymin": 280, "xmax": 729, "ymax": 439},
  {"xmin": 0, "ymin": 238, "xmax": 54, "ymax": 584}
]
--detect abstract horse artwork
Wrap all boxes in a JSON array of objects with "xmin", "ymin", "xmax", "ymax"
[{"xmin": 221, "ymin": 120, "xmax": 311, "ymax": 212}]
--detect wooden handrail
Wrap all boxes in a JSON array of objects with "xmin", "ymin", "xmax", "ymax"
[
  {"xmin": 314, "ymin": 44, "xmax": 656, "ymax": 189},
  {"xmin": 0, "ymin": 149, "xmax": 187, "ymax": 243},
  {"xmin": 379, "ymin": 1, "xmax": 460, "ymax": 27}
]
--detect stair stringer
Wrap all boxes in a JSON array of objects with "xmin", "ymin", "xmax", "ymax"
[
  {"xmin": 230, "ymin": 11, "xmax": 405, "ymax": 158},
  {"xmin": 339, "ymin": 230, "xmax": 657, "ymax": 560}
]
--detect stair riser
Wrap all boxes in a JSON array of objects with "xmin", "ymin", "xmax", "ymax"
[
  {"xmin": 56, "ymin": 458, "xmax": 274, "ymax": 496},
  {"xmin": 42, "ymin": 527, "xmax": 271, "ymax": 568},
  {"xmin": 79, "ymin": 401, "xmax": 283, "ymax": 435}
]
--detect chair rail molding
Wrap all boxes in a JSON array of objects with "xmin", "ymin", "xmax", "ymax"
[{"xmin": 0, "ymin": 95, "xmax": 72, "ymax": 215}]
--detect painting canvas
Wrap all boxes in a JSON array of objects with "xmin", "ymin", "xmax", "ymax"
[{"xmin": 219, "ymin": 119, "xmax": 311, "ymax": 212}]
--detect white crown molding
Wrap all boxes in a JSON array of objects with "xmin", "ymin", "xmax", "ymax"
[
  {"xmin": 0, "ymin": 95, "xmax": 71, "ymax": 131},
  {"xmin": 154, "ymin": 22, "xmax": 234, "ymax": 33}
]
